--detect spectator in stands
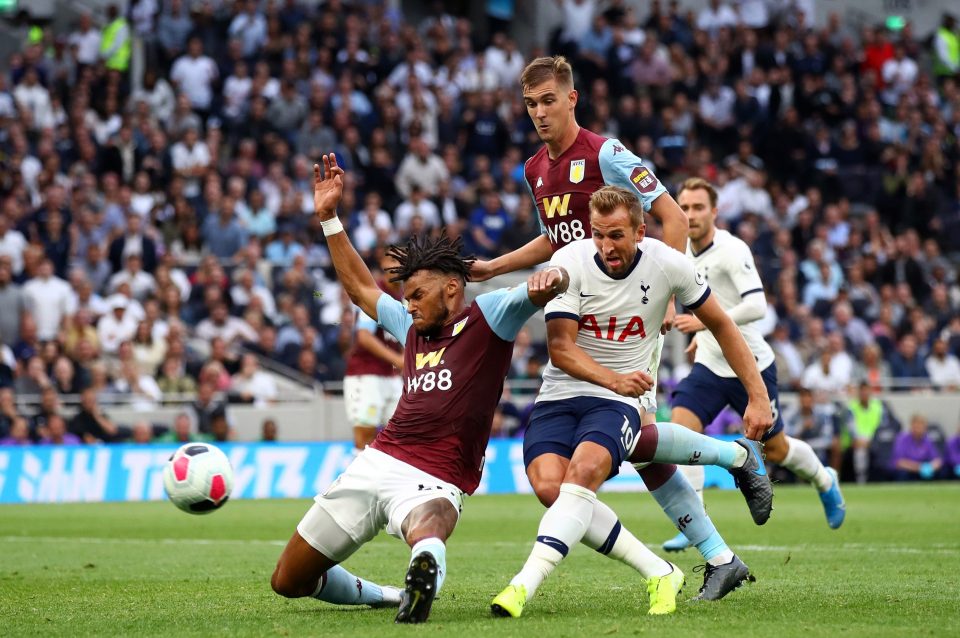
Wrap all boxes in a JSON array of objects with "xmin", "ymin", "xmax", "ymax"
[
  {"xmin": 169, "ymin": 36, "xmax": 218, "ymax": 118},
  {"xmin": 108, "ymin": 212, "xmax": 158, "ymax": 274},
  {"xmin": 191, "ymin": 382, "xmax": 226, "ymax": 435},
  {"xmin": 925, "ymin": 337, "xmax": 960, "ymax": 389},
  {"xmin": 231, "ymin": 353, "xmax": 277, "ymax": 407},
  {"xmin": 261, "ymin": 417, "xmax": 278, "ymax": 442},
  {"xmin": 0, "ymin": 259, "xmax": 25, "ymax": 348},
  {"xmin": 22, "ymin": 259, "xmax": 72, "ymax": 342},
  {"xmin": 157, "ymin": 355, "xmax": 197, "ymax": 401},
  {"xmin": 196, "ymin": 302, "xmax": 257, "ymax": 344},
  {"xmin": 0, "ymin": 416, "xmax": 31, "ymax": 446},
  {"xmin": 891, "ymin": 414, "xmax": 944, "ymax": 481},
  {"xmin": 39, "ymin": 413, "xmax": 81, "ymax": 445},
  {"xmin": 465, "ymin": 191, "xmax": 510, "ymax": 258},
  {"xmin": 131, "ymin": 420, "xmax": 154, "ymax": 444},
  {"xmin": 0, "ymin": 387, "xmax": 19, "ymax": 438},
  {"xmin": 784, "ymin": 388, "xmax": 839, "ymax": 467},
  {"xmin": 208, "ymin": 411, "xmax": 233, "ymax": 443},
  {"xmin": 108, "ymin": 254, "xmax": 157, "ymax": 301},
  {"xmin": 394, "ymin": 136, "xmax": 449, "ymax": 198},
  {"xmin": 156, "ymin": 413, "xmax": 204, "ymax": 444},
  {"xmin": 98, "ymin": 298, "xmax": 138, "ymax": 356},
  {"xmin": 889, "ymin": 334, "xmax": 929, "ymax": 389},
  {"xmin": 70, "ymin": 386, "xmax": 120, "ymax": 443},
  {"xmin": 112, "ymin": 360, "xmax": 162, "ymax": 412}
]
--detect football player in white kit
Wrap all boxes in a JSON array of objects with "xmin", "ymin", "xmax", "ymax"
[
  {"xmin": 492, "ymin": 186, "xmax": 776, "ymax": 618},
  {"xmin": 659, "ymin": 178, "xmax": 846, "ymax": 553}
]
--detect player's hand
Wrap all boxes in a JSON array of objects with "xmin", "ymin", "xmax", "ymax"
[
  {"xmin": 685, "ymin": 335, "xmax": 698, "ymax": 355},
  {"xmin": 660, "ymin": 302, "xmax": 677, "ymax": 335},
  {"xmin": 674, "ymin": 314, "xmax": 704, "ymax": 334},
  {"xmin": 742, "ymin": 397, "xmax": 773, "ymax": 441},
  {"xmin": 609, "ymin": 371, "xmax": 653, "ymax": 398},
  {"xmin": 469, "ymin": 259, "xmax": 495, "ymax": 282},
  {"xmin": 313, "ymin": 154, "xmax": 344, "ymax": 220},
  {"xmin": 527, "ymin": 266, "xmax": 567, "ymax": 295}
]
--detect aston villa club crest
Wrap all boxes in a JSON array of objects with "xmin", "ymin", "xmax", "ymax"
[
  {"xmin": 452, "ymin": 317, "xmax": 469, "ymax": 336},
  {"xmin": 569, "ymin": 159, "xmax": 585, "ymax": 184}
]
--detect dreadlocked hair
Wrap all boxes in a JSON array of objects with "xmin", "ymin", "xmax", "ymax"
[{"xmin": 384, "ymin": 232, "xmax": 475, "ymax": 283}]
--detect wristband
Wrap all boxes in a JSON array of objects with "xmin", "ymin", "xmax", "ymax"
[{"xmin": 320, "ymin": 216, "xmax": 344, "ymax": 237}]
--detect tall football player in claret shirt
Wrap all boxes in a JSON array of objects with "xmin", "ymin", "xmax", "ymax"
[
  {"xmin": 270, "ymin": 155, "xmax": 569, "ymax": 625},
  {"xmin": 472, "ymin": 56, "xmax": 756, "ymax": 601}
]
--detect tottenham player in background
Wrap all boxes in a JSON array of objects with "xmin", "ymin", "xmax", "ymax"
[
  {"xmin": 491, "ymin": 187, "xmax": 774, "ymax": 618},
  {"xmin": 343, "ymin": 252, "xmax": 404, "ymax": 455},
  {"xmin": 658, "ymin": 178, "xmax": 845, "ymax": 554},
  {"xmin": 271, "ymin": 155, "xmax": 568, "ymax": 624},
  {"xmin": 473, "ymin": 56, "xmax": 753, "ymax": 596}
]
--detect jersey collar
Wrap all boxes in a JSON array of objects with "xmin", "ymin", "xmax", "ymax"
[
  {"xmin": 593, "ymin": 248, "xmax": 643, "ymax": 280},
  {"xmin": 691, "ymin": 241, "xmax": 714, "ymax": 257}
]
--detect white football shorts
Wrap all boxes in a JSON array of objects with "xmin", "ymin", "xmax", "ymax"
[
  {"xmin": 343, "ymin": 374, "xmax": 402, "ymax": 427},
  {"xmin": 297, "ymin": 447, "xmax": 464, "ymax": 562}
]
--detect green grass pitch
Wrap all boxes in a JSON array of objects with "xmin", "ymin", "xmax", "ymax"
[{"xmin": 2, "ymin": 484, "xmax": 959, "ymax": 637}]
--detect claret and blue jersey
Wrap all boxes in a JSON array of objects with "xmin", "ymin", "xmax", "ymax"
[{"xmin": 523, "ymin": 128, "xmax": 667, "ymax": 250}]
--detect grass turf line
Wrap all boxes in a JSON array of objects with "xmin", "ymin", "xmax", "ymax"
[{"xmin": 1, "ymin": 484, "xmax": 958, "ymax": 637}]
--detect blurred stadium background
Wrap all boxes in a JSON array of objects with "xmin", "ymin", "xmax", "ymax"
[{"xmin": 0, "ymin": 0, "xmax": 958, "ymax": 505}]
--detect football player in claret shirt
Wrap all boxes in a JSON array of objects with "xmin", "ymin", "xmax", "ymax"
[
  {"xmin": 270, "ymin": 155, "xmax": 569, "ymax": 624},
  {"xmin": 343, "ymin": 252, "xmax": 404, "ymax": 455},
  {"xmin": 491, "ymin": 186, "xmax": 774, "ymax": 618}
]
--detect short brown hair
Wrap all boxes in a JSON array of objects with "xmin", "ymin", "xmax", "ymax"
[
  {"xmin": 677, "ymin": 177, "xmax": 718, "ymax": 208},
  {"xmin": 589, "ymin": 186, "xmax": 644, "ymax": 228},
  {"xmin": 520, "ymin": 55, "xmax": 574, "ymax": 92}
]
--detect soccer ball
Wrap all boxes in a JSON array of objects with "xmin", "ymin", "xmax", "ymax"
[{"xmin": 163, "ymin": 443, "xmax": 234, "ymax": 514}]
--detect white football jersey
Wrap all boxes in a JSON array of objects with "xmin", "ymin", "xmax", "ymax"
[
  {"xmin": 540, "ymin": 238, "xmax": 711, "ymax": 408},
  {"xmin": 687, "ymin": 228, "xmax": 774, "ymax": 377}
]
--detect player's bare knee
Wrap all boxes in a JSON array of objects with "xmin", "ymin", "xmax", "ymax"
[
  {"xmin": 564, "ymin": 458, "xmax": 608, "ymax": 490},
  {"xmin": 532, "ymin": 480, "xmax": 560, "ymax": 507},
  {"xmin": 270, "ymin": 566, "xmax": 302, "ymax": 598}
]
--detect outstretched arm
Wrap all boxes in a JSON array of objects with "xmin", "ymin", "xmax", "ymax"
[
  {"xmin": 648, "ymin": 193, "xmax": 690, "ymax": 254},
  {"xmin": 313, "ymin": 154, "xmax": 384, "ymax": 320},
  {"xmin": 470, "ymin": 234, "xmax": 553, "ymax": 282},
  {"xmin": 692, "ymin": 294, "xmax": 772, "ymax": 440}
]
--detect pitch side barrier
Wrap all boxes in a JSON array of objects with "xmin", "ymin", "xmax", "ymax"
[{"xmin": 0, "ymin": 439, "xmax": 739, "ymax": 504}]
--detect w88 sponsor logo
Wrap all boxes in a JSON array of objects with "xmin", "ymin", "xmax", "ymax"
[
  {"xmin": 546, "ymin": 219, "xmax": 586, "ymax": 245},
  {"xmin": 406, "ymin": 369, "xmax": 453, "ymax": 393}
]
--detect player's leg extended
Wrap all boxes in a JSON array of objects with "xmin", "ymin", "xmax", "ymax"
[
  {"xmin": 393, "ymin": 498, "xmax": 460, "ymax": 624},
  {"xmin": 636, "ymin": 463, "xmax": 755, "ymax": 600},
  {"xmin": 631, "ymin": 420, "xmax": 773, "ymax": 525},
  {"xmin": 643, "ymin": 407, "xmax": 705, "ymax": 552},
  {"xmin": 493, "ymin": 441, "xmax": 610, "ymax": 618},
  {"xmin": 765, "ymin": 431, "xmax": 846, "ymax": 529},
  {"xmin": 524, "ymin": 452, "xmax": 681, "ymax": 615},
  {"xmin": 272, "ymin": 505, "xmax": 399, "ymax": 607}
]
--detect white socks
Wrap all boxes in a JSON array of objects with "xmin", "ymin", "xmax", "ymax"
[
  {"xmin": 782, "ymin": 436, "xmax": 833, "ymax": 492},
  {"xmin": 410, "ymin": 537, "xmax": 447, "ymax": 594},
  {"xmin": 510, "ymin": 483, "xmax": 596, "ymax": 600},
  {"xmin": 582, "ymin": 499, "xmax": 672, "ymax": 578}
]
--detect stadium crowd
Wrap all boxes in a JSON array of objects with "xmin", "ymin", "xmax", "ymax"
[{"xmin": 0, "ymin": 0, "xmax": 957, "ymax": 480}]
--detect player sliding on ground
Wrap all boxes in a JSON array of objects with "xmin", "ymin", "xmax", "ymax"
[
  {"xmin": 271, "ymin": 155, "xmax": 569, "ymax": 624},
  {"xmin": 474, "ymin": 55, "xmax": 761, "ymax": 603},
  {"xmin": 491, "ymin": 186, "xmax": 774, "ymax": 618},
  {"xmin": 657, "ymin": 178, "xmax": 845, "ymax": 554}
]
